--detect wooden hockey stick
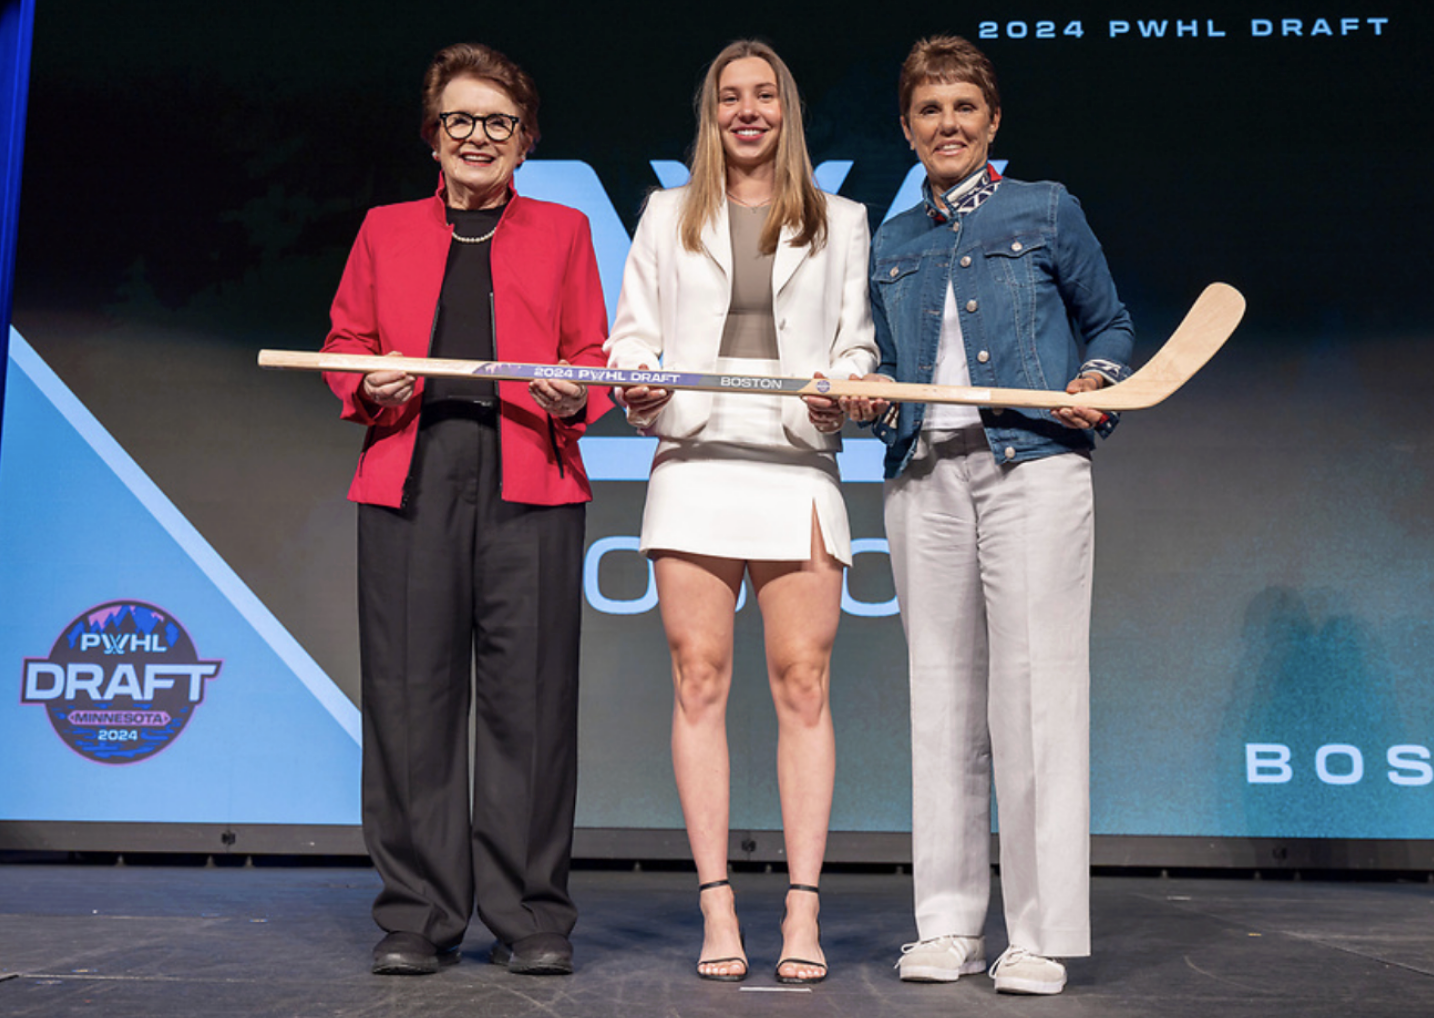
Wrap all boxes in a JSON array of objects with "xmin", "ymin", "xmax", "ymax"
[{"xmin": 259, "ymin": 282, "xmax": 1243, "ymax": 412}]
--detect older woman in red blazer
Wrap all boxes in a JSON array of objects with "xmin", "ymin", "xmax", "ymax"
[{"xmin": 321, "ymin": 42, "xmax": 610, "ymax": 979}]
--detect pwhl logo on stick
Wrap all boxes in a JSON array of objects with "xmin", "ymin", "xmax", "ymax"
[{"xmin": 22, "ymin": 602, "xmax": 222, "ymax": 764}]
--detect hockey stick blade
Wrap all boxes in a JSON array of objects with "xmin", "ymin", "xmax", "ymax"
[{"xmin": 258, "ymin": 283, "xmax": 1243, "ymax": 412}]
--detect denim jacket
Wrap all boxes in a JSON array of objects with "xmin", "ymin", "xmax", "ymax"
[{"xmin": 869, "ymin": 177, "xmax": 1134, "ymax": 479}]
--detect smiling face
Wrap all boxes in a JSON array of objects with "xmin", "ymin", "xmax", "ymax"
[
  {"xmin": 433, "ymin": 74, "xmax": 524, "ymax": 210},
  {"xmin": 716, "ymin": 56, "xmax": 783, "ymax": 173},
  {"xmin": 902, "ymin": 80, "xmax": 1000, "ymax": 195}
]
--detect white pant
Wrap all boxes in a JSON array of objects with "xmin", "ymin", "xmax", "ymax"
[{"xmin": 884, "ymin": 428, "xmax": 1092, "ymax": 958}]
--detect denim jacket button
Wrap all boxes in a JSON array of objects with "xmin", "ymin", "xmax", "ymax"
[
  {"xmin": 1003, "ymin": 446, "xmax": 1016, "ymax": 460},
  {"xmin": 889, "ymin": 266, "xmax": 900, "ymax": 278},
  {"xmin": 960, "ymin": 255, "xmax": 972, "ymax": 268},
  {"xmin": 976, "ymin": 350, "xmax": 990, "ymax": 363},
  {"xmin": 1011, "ymin": 241, "xmax": 1024, "ymax": 252},
  {"xmin": 965, "ymin": 299, "xmax": 978, "ymax": 312}
]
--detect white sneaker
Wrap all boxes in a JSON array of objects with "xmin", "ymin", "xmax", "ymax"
[
  {"xmin": 896, "ymin": 934, "xmax": 986, "ymax": 982},
  {"xmin": 989, "ymin": 945, "xmax": 1067, "ymax": 995}
]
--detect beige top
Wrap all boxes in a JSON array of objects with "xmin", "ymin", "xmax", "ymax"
[{"xmin": 717, "ymin": 202, "xmax": 780, "ymax": 360}]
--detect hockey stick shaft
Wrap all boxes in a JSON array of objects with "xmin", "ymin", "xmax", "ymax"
[{"xmin": 260, "ymin": 283, "xmax": 1243, "ymax": 412}]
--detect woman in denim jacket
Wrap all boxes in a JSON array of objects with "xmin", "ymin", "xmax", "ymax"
[{"xmin": 845, "ymin": 35, "xmax": 1134, "ymax": 996}]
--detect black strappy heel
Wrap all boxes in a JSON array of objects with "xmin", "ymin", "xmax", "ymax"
[
  {"xmin": 696, "ymin": 879, "xmax": 748, "ymax": 982},
  {"xmin": 775, "ymin": 883, "xmax": 827, "ymax": 984}
]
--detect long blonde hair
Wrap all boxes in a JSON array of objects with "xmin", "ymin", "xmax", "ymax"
[{"xmin": 679, "ymin": 40, "xmax": 827, "ymax": 255}]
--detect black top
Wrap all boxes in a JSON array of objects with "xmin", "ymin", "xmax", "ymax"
[{"xmin": 424, "ymin": 203, "xmax": 505, "ymax": 406}]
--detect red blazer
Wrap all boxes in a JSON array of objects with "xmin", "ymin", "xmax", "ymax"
[{"xmin": 322, "ymin": 182, "xmax": 611, "ymax": 508}]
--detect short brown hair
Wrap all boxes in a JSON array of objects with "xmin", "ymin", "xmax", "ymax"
[
  {"xmin": 898, "ymin": 35, "xmax": 1000, "ymax": 120},
  {"xmin": 420, "ymin": 42, "xmax": 540, "ymax": 153}
]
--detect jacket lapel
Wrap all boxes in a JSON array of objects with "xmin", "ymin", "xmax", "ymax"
[
  {"xmin": 700, "ymin": 200, "xmax": 733, "ymax": 281},
  {"xmin": 771, "ymin": 220, "xmax": 808, "ymax": 297}
]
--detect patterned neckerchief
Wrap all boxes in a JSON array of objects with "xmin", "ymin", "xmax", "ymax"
[{"xmin": 922, "ymin": 163, "xmax": 1003, "ymax": 226}]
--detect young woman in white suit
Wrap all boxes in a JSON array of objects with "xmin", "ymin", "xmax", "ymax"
[{"xmin": 606, "ymin": 40, "xmax": 877, "ymax": 985}]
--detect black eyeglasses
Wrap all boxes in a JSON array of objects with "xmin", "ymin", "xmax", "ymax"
[{"xmin": 438, "ymin": 111, "xmax": 521, "ymax": 143}]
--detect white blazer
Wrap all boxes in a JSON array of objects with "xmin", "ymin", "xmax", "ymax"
[{"xmin": 605, "ymin": 186, "xmax": 878, "ymax": 450}]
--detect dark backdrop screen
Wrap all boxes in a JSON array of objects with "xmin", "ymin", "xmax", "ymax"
[{"xmin": 2, "ymin": 2, "xmax": 1430, "ymax": 845}]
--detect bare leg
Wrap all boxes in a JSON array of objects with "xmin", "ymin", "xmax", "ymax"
[
  {"xmin": 750, "ymin": 514, "xmax": 843, "ymax": 981},
  {"xmin": 655, "ymin": 551, "xmax": 748, "ymax": 978}
]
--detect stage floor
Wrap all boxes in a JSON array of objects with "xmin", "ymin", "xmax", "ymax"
[{"xmin": 1, "ymin": 862, "xmax": 1431, "ymax": 1017}]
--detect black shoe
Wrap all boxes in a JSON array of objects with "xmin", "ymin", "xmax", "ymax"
[
  {"xmin": 490, "ymin": 932, "xmax": 574, "ymax": 975},
  {"xmin": 775, "ymin": 884, "xmax": 827, "ymax": 985},
  {"xmin": 696, "ymin": 878, "xmax": 748, "ymax": 982},
  {"xmin": 371, "ymin": 931, "xmax": 460, "ymax": 976}
]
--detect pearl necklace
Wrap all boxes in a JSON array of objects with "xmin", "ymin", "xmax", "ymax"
[{"xmin": 451, "ymin": 223, "xmax": 498, "ymax": 244}]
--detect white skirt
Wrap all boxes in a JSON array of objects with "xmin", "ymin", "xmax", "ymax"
[{"xmin": 639, "ymin": 358, "xmax": 852, "ymax": 565}]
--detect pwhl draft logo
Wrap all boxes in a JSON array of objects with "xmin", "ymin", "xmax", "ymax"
[{"xmin": 22, "ymin": 602, "xmax": 222, "ymax": 764}]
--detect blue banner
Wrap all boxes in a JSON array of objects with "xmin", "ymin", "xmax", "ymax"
[{"xmin": 1, "ymin": 329, "xmax": 360, "ymax": 824}]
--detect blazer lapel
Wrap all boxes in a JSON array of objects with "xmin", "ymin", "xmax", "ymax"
[
  {"xmin": 700, "ymin": 200, "xmax": 733, "ymax": 281},
  {"xmin": 771, "ymin": 220, "xmax": 808, "ymax": 298}
]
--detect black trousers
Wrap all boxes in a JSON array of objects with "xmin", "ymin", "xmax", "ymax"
[{"xmin": 357, "ymin": 412, "xmax": 584, "ymax": 949}]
